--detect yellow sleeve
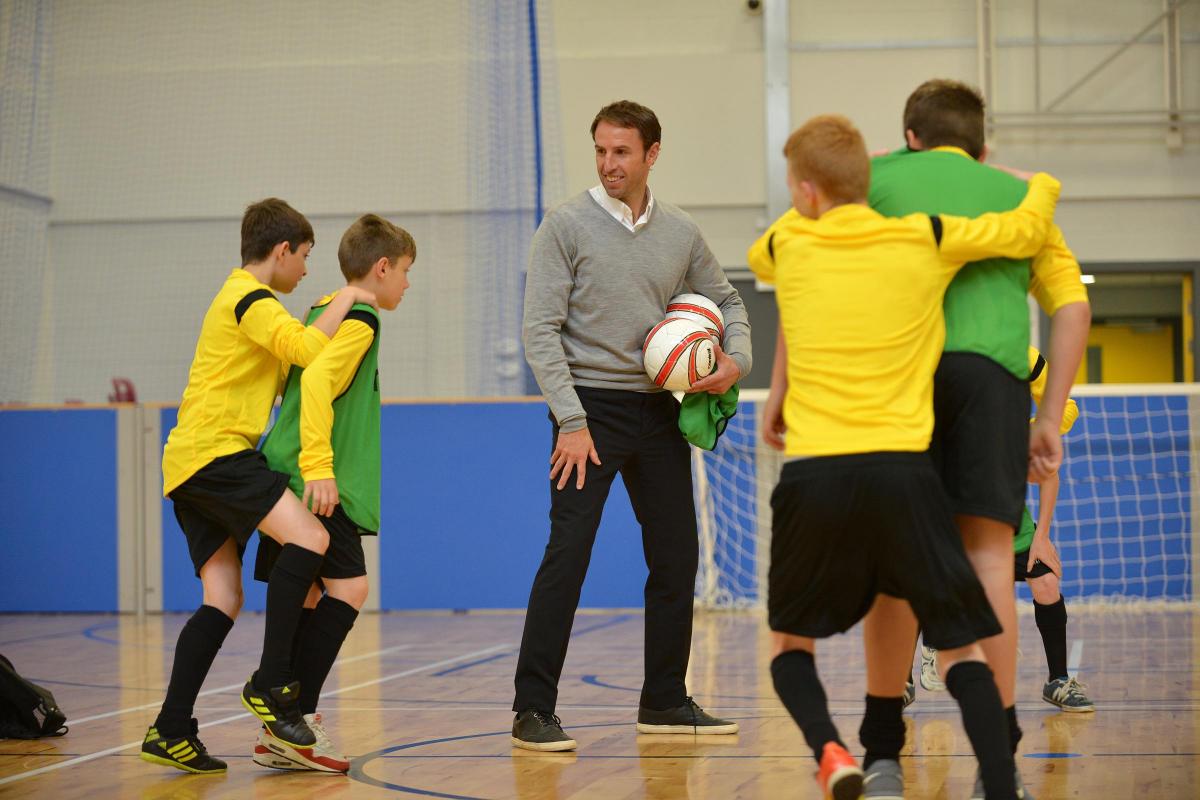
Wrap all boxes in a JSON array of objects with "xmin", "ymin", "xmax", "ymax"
[
  {"xmin": 238, "ymin": 293, "xmax": 330, "ymax": 367},
  {"xmin": 1060, "ymin": 398, "xmax": 1080, "ymax": 434},
  {"xmin": 1028, "ymin": 346, "xmax": 1080, "ymax": 434},
  {"xmin": 936, "ymin": 173, "xmax": 1061, "ymax": 265},
  {"xmin": 1030, "ymin": 224, "xmax": 1090, "ymax": 314},
  {"xmin": 298, "ymin": 318, "xmax": 376, "ymax": 482},
  {"xmin": 747, "ymin": 208, "xmax": 803, "ymax": 285}
]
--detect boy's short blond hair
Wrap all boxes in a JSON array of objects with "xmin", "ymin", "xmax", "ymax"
[
  {"xmin": 337, "ymin": 214, "xmax": 416, "ymax": 281},
  {"xmin": 783, "ymin": 115, "xmax": 870, "ymax": 205}
]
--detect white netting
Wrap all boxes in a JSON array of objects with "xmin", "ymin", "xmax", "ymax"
[
  {"xmin": 5, "ymin": 0, "xmax": 562, "ymax": 404},
  {"xmin": 694, "ymin": 386, "xmax": 1197, "ymax": 608}
]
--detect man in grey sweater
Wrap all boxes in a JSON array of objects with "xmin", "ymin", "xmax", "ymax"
[{"xmin": 512, "ymin": 100, "xmax": 752, "ymax": 751}]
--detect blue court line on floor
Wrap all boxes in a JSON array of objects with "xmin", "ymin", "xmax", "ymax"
[
  {"xmin": 580, "ymin": 674, "xmax": 772, "ymax": 702},
  {"xmin": 431, "ymin": 614, "xmax": 634, "ymax": 679},
  {"xmin": 431, "ymin": 652, "xmax": 511, "ymax": 677},
  {"xmin": 0, "ymin": 629, "xmax": 98, "ymax": 647},
  {"xmin": 80, "ymin": 622, "xmax": 121, "ymax": 643}
]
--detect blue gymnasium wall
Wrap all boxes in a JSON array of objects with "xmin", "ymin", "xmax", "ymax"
[
  {"xmin": 158, "ymin": 402, "xmax": 647, "ymax": 612},
  {"xmin": 1, "ymin": 395, "xmax": 1193, "ymax": 611},
  {"xmin": 0, "ymin": 409, "xmax": 118, "ymax": 611}
]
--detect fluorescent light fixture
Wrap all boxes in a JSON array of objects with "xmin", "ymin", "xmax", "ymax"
[{"xmin": 1081, "ymin": 274, "xmax": 1096, "ymax": 284}]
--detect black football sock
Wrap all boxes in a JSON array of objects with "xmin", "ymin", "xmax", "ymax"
[
  {"xmin": 860, "ymin": 694, "xmax": 905, "ymax": 769},
  {"xmin": 255, "ymin": 544, "xmax": 324, "ymax": 690},
  {"xmin": 296, "ymin": 595, "xmax": 359, "ymax": 715},
  {"xmin": 1006, "ymin": 704, "xmax": 1023, "ymax": 755},
  {"xmin": 155, "ymin": 605, "xmax": 234, "ymax": 737},
  {"xmin": 1034, "ymin": 596, "xmax": 1069, "ymax": 680},
  {"xmin": 771, "ymin": 650, "xmax": 844, "ymax": 764},
  {"xmin": 945, "ymin": 661, "xmax": 1016, "ymax": 799}
]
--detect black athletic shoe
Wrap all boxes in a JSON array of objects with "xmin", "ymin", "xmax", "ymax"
[
  {"xmin": 636, "ymin": 697, "xmax": 739, "ymax": 734},
  {"xmin": 140, "ymin": 720, "xmax": 227, "ymax": 774},
  {"xmin": 510, "ymin": 709, "xmax": 577, "ymax": 752},
  {"xmin": 240, "ymin": 677, "xmax": 315, "ymax": 747}
]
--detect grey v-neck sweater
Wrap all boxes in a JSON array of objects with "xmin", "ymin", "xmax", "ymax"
[{"xmin": 523, "ymin": 190, "xmax": 752, "ymax": 432}]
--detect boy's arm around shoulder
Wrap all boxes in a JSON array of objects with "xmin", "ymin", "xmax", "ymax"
[
  {"xmin": 935, "ymin": 172, "xmax": 1062, "ymax": 266},
  {"xmin": 239, "ymin": 286, "xmax": 376, "ymax": 368},
  {"xmin": 297, "ymin": 312, "xmax": 377, "ymax": 504}
]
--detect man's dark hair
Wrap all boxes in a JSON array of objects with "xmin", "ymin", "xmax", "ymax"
[
  {"xmin": 590, "ymin": 100, "xmax": 662, "ymax": 151},
  {"xmin": 240, "ymin": 198, "xmax": 314, "ymax": 265},
  {"xmin": 902, "ymin": 79, "xmax": 986, "ymax": 159}
]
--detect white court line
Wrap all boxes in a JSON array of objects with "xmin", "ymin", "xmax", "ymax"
[
  {"xmin": 1068, "ymin": 640, "xmax": 1084, "ymax": 677},
  {"xmin": 68, "ymin": 643, "xmax": 414, "ymax": 725},
  {"xmin": 0, "ymin": 642, "xmax": 510, "ymax": 788}
]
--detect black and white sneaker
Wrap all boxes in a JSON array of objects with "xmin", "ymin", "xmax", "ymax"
[
  {"xmin": 636, "ymin": 697, "xmax": 739, "ymax": 735},
  {"xmin": 240, "ymin": 676, "xmax": 315, "ymax": 747},
  {"xmin": 511, "ymin": 709, "xmax": 577, "ymax": 751}
]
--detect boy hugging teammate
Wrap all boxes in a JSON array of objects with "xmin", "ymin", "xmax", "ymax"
[
  {"xmin": 143, "ymin": 199, "xmax": 377, "ymax": 773},
  {"xmin": 251, "ymin": 215, "xmax": 415, "ymax": 772},
  {"xmin": 750, "ymin": 115, "xmax": 1061, "ymax": 800}
]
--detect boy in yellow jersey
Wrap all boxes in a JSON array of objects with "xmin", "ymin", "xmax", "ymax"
[
  {"xmin": 750, "ymin": 115, "xmax": 1061, "ymax": 800},
  {"xmin": 249, "ymin": 215, "xmax": 415, "ymax": 772},
  {"xmin": 142, "ymin": 199, "xmax": 376, "ymax": 774}
]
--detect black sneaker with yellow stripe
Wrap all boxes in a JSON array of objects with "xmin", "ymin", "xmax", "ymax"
[
  {"xmin": 240, "ymin": 676, "xmax": 315, "ymax": 747},
  {"xmin": 139, "ymin": 720, "xmax": 227, "ymax": 773}
]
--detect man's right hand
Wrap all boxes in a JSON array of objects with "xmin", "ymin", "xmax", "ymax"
[{"xmin": 550, "ymin": 427, "xmax": 601, "ymax": 491}]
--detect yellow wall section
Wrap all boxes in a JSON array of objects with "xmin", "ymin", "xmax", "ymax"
[{"xmin": 1079, "ymin": 324, "xmax": 1176, "ymax": 384}]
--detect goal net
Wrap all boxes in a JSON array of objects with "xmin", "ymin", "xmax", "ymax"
[{"xmin": 694, "ymin": 385, "xmax": 1197, "ymax": 608}]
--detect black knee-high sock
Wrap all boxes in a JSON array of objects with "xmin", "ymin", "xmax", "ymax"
[
  {"xmin": 770, "ymin": 650, "xmax": 843, "ymax": 764},
  {"xmin": 296, "ymin": 595, "xmax": 359, "ymax": 715},
  {"xmin": 155, "ymin": 605, "xmax": 234, "ymax": 737},
  {"xmin": 859, "ymin": 695, "xmax": 905, "ymax": 769},
  {"xmin": 256, "ymin": 544, "xmax": 324, "ymax": 690},
  {"xmin": 1034, "ymin": 596, "xmax": 1068, "ymax": 680},
  {"xmin": 291, "ymin": 607, "xmax": 314, "ymax": 669},
  {"xmin": 945, "ymin": 661, "xmax": 1015, "ymax": 799},
  {"xmin": 1006, "ymin": 704, "xmax": 1022, "ymax": 755}
]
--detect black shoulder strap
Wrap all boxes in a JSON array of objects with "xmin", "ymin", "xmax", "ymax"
[
  {"xmin": 929, "ymin": 215, "xmax": 944, "ymax": 246},
  {"xmin": 1029, "ymin": 353, "xmax": 1047, "ymax": 383},
  {"xmin": 235, "ymin": 288, "xmax": 276, "ymax": 324},
  {"xmin": 767, "ymin": 231, "xmax": 776, "ymax": 260},
  {"xmin": 345, "ymin": 308, "xmax": 380, "ymax": 337}
]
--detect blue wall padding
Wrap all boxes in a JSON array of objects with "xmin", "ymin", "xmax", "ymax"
[{"xmin": 0, "ymin": 409, "xmax": 118, "ymax": 611}]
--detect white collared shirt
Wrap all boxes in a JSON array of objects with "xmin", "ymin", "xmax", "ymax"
[{"xmin": 588, "ymin": 185, "xmax": 654, "ymax": 232}]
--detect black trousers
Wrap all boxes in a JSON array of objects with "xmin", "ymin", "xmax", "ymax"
[{"xmin": 513, "ymin": 387, "xmax": 699, "ymax": 713}]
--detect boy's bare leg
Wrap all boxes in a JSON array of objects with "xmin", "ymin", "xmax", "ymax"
[
  {"xmin": 958, "ymin": 513, "xmax": 1021, "ymax": 761},
  {"xmin": 154, "ymin": 538, "xmax": 241, "ymax": 738},
  {"xmin": 860, "ymin": 596, "xmax": 917, "ymax": 772}
]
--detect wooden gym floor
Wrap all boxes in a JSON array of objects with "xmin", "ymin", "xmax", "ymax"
[{"xmin": 0, "ymin": 606, "xmax": 1195, "ymax": 799}]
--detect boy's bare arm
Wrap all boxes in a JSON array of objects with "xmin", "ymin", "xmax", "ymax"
[{"xmin": 762, "ymin": 324, "xmax": 788, "ymax": 451}]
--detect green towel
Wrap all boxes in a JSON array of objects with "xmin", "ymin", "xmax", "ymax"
[{"xmin": 678, "ymin": 384, "xmax": 739, "ymax": 451}]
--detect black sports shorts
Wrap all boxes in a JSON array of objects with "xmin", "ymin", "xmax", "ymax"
[
  {"xmin": 768, "ymin": 452, "xmax": 1002, "ymax": 651},
  {"xmin": 254, "ymin": 502, "xmax": 369, "ymax": 583},
  {"xmin": 168, "ymin": 450, "xmax": 290, "ymax": 576},
  {"xmin": 1013, "ymin": 547, "xmax": 1055, "ymax": 582},
  {"xmin": 929, "ymin": 352, "xmax": 1030, "ymax": 528}
]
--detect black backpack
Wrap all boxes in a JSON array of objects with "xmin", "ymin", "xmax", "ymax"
[{"xmin": 0, "ymin": 653, "xmax": 68, "ymax": 739}]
